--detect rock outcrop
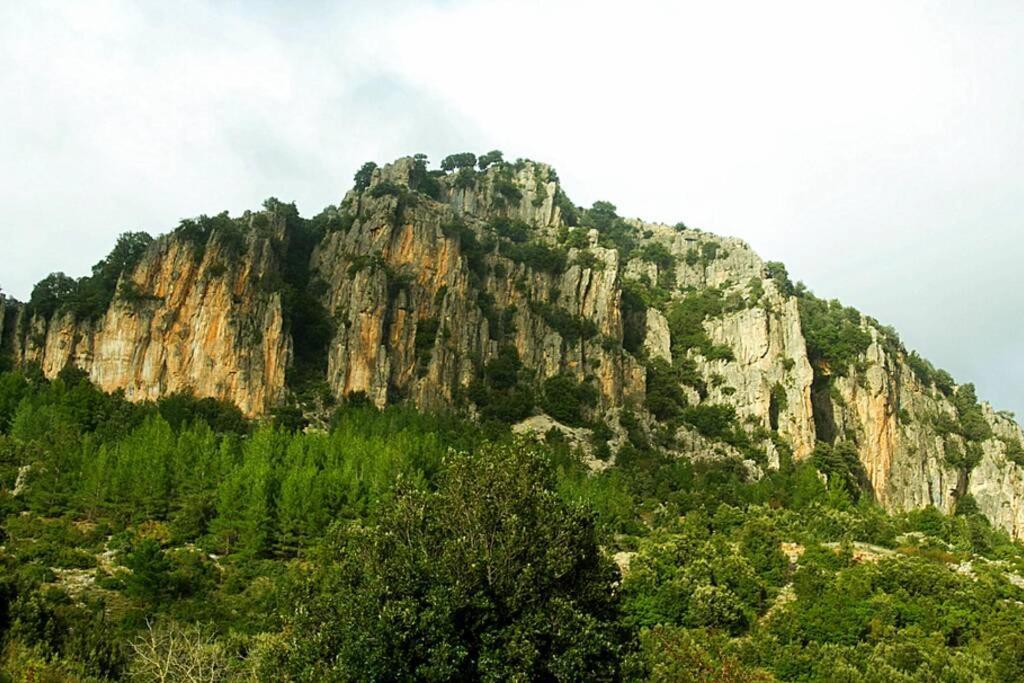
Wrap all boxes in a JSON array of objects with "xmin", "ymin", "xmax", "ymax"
[
  {"xmin": 4, "ymin": 153, "xmax": 1023, "ymax": 537},
  {"xmin": 6, "ymin": 218, "xmax": 292, "ymax": 416}
]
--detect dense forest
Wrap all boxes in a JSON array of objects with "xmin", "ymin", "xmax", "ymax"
[{"xmin": 1, "ymin": 365, "xmax": 1023, "ymax": 681}]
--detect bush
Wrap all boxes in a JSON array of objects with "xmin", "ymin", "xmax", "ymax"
[
  {"xmin": 540, "ymin": 374, "xmax": 597, "ymax": 426},
  {"xmin": 1001, "ymin": 437, "xmax": 1024, "ymax": 466},
  {"xmin": 452, "ymin": 167, "xmax": 477, "ymax": 189},
  {"xmin": 645, "ymin": 358, "xmax": 689, "ymax": 422},
  {"xmin": 797, "ymin": 295, "xmax": 871, "ymax": 376},
  {"xmin": 369, "ymin": 180, "xmax": 403, "ymax": 198},
  {"xmin": 810, "ymin": 441, "xmax": 866, "ymax": 497},
  {"xmin": 494, "ymin": 177, "xmax": 523, "ymax": 204},
  {"xmin": 554, "ymin": 188, "xmax": 579, "ymax": 226},
  {"xmin": 682, "ymin": 404, "xmax": 738, "ymax": 440},
  {"xmin": 501, "ymin": 240, "xmax": 567, "ymax": 274},
  {"xmin": 157, "ymin": 392, "xmax": 248, "ymax": 435},
  {"xmin": 492, "ymin": 216, "xmax": 531, "ymax": 243},
  {"xmin": 26, "ymin": 232, "xmax": 154, "ymax": 322},
  {"xmin": 529, "ymin": 302, "xmax": 598, "ymax": 344},
  {"xmin": 414, "ymin": 317, "xmax": 439, "ymax": 372},
  {"xmin": 582, "ymin": 201, "xmax": 638, "ymax": 259},
  {"xmin": 667, "ymin": 289, "xmax": 735, "ymax": 362},
  {"xmin": 468, "ymin": 347, "xmax": 535, "ymax": 425},
  {"xmin": 408, "ymin": 153, "xmax": 442, "ymax": 199}
]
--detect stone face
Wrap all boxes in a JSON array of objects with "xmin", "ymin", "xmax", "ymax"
[
  {"xmin": 11, "ymin": 223, "xmax": 291, "ymax": 416},
  {"xmin": 826, "ymin": 331, "xmax": 1024, "ymax": 534},
  {"xmin": 5, "ymin": 154, "xmax": 1024, "ymax": 538},
  {"xmin": 643, "ymin": 309, "xmax": 671, "ymax": 363},
  {"xmin": 701, "ymin": 292, "xmax": 816, "ymax": 460}
]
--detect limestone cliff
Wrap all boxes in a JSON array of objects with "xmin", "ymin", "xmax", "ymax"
[
  {"xmin": 6, "ymin": 214, "xmax": 292, "ymax": 416},
  {"xmin": 826, "ymin": 327, "xmax": 1024, "ymax": 537},
  {"xmin": 4, "ymin": 153, "xmax": 1023, "ymax": 537}
]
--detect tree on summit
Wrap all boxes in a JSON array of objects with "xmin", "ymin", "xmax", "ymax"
[
  {"xmin": 353, "ymin": 161, "xmax": 377, "ymax": 191},
  {"xmin": 440, "ymin": 152, "xmax": 477, "ymax": 171}
]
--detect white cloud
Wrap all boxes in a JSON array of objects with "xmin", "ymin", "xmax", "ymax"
[{"xmin": 0, "ymin": 0, "xmax": 1021, "ymax": 415}]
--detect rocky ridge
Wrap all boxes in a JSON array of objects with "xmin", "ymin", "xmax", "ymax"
[{"xmin": 2, "ymin": 153, "xmax": 1023, "ymax": 537}]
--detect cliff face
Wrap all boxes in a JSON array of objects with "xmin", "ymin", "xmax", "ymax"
[
  {"xmin": 5, "ymin": 154, "xmax": 1023, "ymax": 537},
  {"xmin": 827, "ymin": 331, "xmax": 1024, "ymax": 537},
  {"xmin": 311, "ymin": 159, "xmax": 643, "ymax": 422},
  {"xmin": 7, "ymin": 218, "xmax": 292, "ymax": 416}
]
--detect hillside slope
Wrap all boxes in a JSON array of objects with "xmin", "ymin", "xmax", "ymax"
[{"xmin": 3, "ymin": 153, "xmax": 1023, "ymax": 536}]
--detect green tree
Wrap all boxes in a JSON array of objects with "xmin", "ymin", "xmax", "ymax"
[
  {"xmin": 541, "ymin": 373, "xmax": 597, "ymax": 426},
  {"xmin": 282, "ymin": 440, "xmax": 623, "ymax": 681},
  {"xmin": 353, "ymin": 161, "xmax": 377, "ymax": 191},
  {"xmin": 440, "ymin": 152, "xmax": 477, "ymax": 171},
  {"xmin": 123, "ymin": 539, "xmax": 174, "ymax": 603},
  {"xmin": 477, "ymin": 149, "xmax": 504, "ymax": 170},
  {"xmin": 28, "ymin": 272, "xmax": 77, "ymax": 318}
]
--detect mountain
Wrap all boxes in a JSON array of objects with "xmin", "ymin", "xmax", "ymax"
[{"xmin": 3, "ymin": 152, "xmax": 1023, "ymax": 537}]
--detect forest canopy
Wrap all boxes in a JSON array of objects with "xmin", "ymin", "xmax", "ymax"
[{"xmin": 0, "ymin": 368, "xmax": 1022, "ymax": 680}]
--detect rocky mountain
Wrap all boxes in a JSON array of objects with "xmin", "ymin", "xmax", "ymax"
[{"xmin": 3, "ymin": 153, "xmax": 1023, "ymax": 537}]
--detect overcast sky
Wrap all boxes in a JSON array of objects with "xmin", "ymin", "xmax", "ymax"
[{"xmin": 1, "ymin": 0, "xmax": 1021, "ymax": 417}]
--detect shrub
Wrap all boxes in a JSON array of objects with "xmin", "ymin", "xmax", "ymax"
[
  {"xmin": 529, "ymin": 302, "xmax": 598, "ymax": 344},
  {"xmin": 554, "ymin": 188, "xmax": 579, "ymax": 226},
  {"xmin": 644, "ymin": 358, "xmax": 689, "ymax": 422},
  {"xmin": 811, "ymin": 441, "xmax": 866, "ymax": 497},
  {"xmin": 583, "ymin": 201, "xmax": 638, "ymax": 259},
  {"xmin": 1001, "ymin": 437, "xmax": 1024, "ymax": 466},
  {"xmin": 369, "ymin": 180, "xmax": 403, "ymax": 198},
  {"xmin": 797, "ymin": 295, "xmax": 871, "ymax": 376},
  {"xmin": 682, "ymin": 404, "xmax": 738, "ymax": 440},
  {"xmin": 700, "ymin": 241, "xmax": 720, "ymax": 262},
  {"xmin": 500, "ymin": 241, "xmax": 567, "ymax": 274},
  {"xmin": 765, "ymin": 261, "xmax": 794, "ymax": 296},
  {"xmin": 639, "ymin": 242, "xmax": 675, "ymax": 271},
  {"xmin": 452, "ymin": 167, "xmax": 477, "ymax": 189},
  {"xmin": 27, "ymin": 232, "xmax": 154, "ymax": 321},
  {"xmin": 408, "ymin": 153, "xmax": 442, "ymax": 199},
  {"xmin": 492, "ymin": 217, "xmax": 531, "ymax": 243},
  {"xmin": 494, "ymin": 177, "xmax": 523, "ymax": 204},
  {"xmin": 540, "ymin": 374, "xmax": 598, "ymax": 426},
  {"xmin": 414, "ymin": 317, "xmax": 439, "ymax": 373},
  {"xmin": 666, "ymin": 289, "xmax": 735, "ymax": 362},
  {"xmin": 573, "ymin": 249, "xmax": 604, "ymax": 271}
]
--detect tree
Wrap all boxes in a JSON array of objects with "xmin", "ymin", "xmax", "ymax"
[
  {"xmin": 541, "ymin": 373, "xmax": 596, "ymax": 426},
  {"xmin": 123, "ymin": 540, "xmax": 174, "ymax": 603},
  {"xmin": 28, "ymin": 272, "xmax": 77, "ymax": 318},
  {"xmin": 409, "ymin": 153, "xmax": 442, "ymax": 199},
  {"xmin": 353, "ymin": 161, "xmax": 377, "ymax": 191},
  {"xmin": 953, "ymin": 383, "xmax": 992, "ymax": 443},
  {"xmin": 477, "ymin": 149, "xmax": 504, "ymax": 170},
  {"xmin": 91, "ymin": 231, "xmax": 153, "ymax": 295},
  {"xmin": 282, "ymin": 440, "xmax": 624, "ymax": 680},
  {"xmin": 644, "ymin": 358, "xmax": 689, "ymax": 422},
  {"xmin": 811, "ymin": 441, "xmax": 867, "ymax": 498},
  {"xmin": 440, "ymin": 152, "xmax": 477, "ymax": 171}
]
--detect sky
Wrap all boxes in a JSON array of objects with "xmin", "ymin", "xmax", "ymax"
[{"xmin": 1, "ymin": 0, "xmax": 1021, "ymax": 417}]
